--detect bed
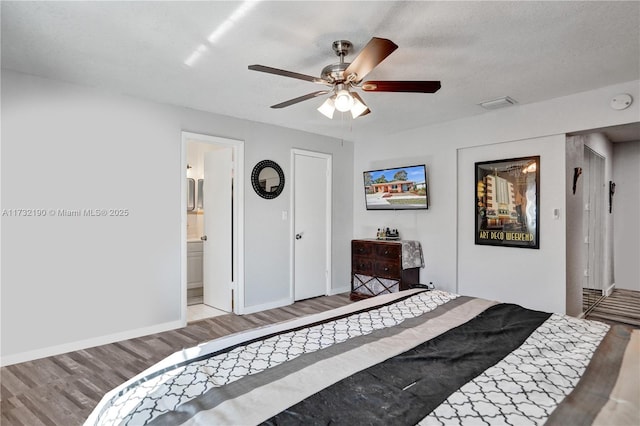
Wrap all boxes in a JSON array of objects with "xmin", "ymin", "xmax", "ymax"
[{"xmin": 85, "ymin": 289, "xmax": 639, "ymax": 425}]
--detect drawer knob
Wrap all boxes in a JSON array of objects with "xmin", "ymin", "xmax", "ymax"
[{"xmin": 384, "ymin": 250, "xmax": 389, "ymax": 254}]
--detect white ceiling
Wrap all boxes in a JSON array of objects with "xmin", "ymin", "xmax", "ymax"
[{"xmin": 2, "ymin": 1, "xmax": 639, "ymax": 141}]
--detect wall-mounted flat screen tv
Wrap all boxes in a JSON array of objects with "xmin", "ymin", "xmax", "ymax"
[{"xmin": 363, "ymin": 164, "xmax": 428, "ymax": 210}]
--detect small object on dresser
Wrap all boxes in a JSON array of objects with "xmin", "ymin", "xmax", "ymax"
[
  {"xmin": 385, "ymin": 228, "xmax": 400, "ymax": 240},
  {"xmin": 376, "ymin": 227, "xmax": 400, "ymax": 240}
]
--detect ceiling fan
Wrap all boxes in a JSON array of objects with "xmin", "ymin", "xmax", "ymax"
[{"xmin": 248, "ymin": 37, "xmax": 441, "ymax": 119}]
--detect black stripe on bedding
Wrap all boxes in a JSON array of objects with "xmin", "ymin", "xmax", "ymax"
[
  {"xmin": 109, "ymin": 290, "xmax": 427, "ymax": 403},
  {"xmin": 148, "ymin": 295, "xmax": 474, "ymax": 426},
  {"xmin": 262, "ymin": 303, "xmax": 551, "ymax": 426}
]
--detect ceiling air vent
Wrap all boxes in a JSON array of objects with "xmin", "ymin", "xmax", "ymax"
[{"xmin": 478, "ymin": 96, "xmax": 518, "ymax": 110}]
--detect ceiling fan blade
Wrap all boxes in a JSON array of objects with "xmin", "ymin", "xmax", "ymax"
[
  {"xmin": 271, "ymin": 91, "xmax": 330, "ymax": 109},
  {"xmin": 343, "ymin": 37, "xmax": 398, "ymax": 83},
  {"xmin": 361, "ymin": 81, "xmax": 441, "ymax": 93},
  {"xmin": 248, "ymin": 64, "xmax": 328, "ymax": 85}
]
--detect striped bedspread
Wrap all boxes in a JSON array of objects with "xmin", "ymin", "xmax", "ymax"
[{"xmin": 86, "ymin": 289, "xmax": 639, "ymax": 425}]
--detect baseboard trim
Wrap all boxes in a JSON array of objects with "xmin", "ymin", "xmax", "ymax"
[
  {"xmin": 240, "ymin": 289, "xmax": 350, "ymax": 315},
  {"xmin": 604, "ymin": 283, "xmax": 616, "ymax": 297},
  {"xmin": 240, "ymin": 297, "xmax": 291, "ymax": 315},
  {"xmin": 1, "ymin": 319, "xmax": 184, "ymax": 367},
  {"xmin": 328, "ymin": 286, "xmax": 350, "ymax": 296}
]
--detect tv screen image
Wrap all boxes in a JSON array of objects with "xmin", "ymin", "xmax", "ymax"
[{"xmin": 363, "ymin": 165, "xmax": 428, "ymax": 210}]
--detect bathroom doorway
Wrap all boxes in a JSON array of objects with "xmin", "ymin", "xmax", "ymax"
[{"xmin": 181, "ymin": 132, "xmax": 244, "ymax": 323}]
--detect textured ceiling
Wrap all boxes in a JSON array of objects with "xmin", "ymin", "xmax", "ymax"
[{"xmin": 2, "ymin": 1, "xmax": 639, "ymax": 141}]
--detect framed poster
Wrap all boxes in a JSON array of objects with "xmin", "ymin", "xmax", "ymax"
[{"xmin": 475, "ymin": 156, "xmax": 540, "ymax": 249}]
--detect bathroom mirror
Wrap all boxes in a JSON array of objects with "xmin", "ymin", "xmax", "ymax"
[
  {"xmin": 187, "ymin": 178, "xmax": 196, "ymax": 211},
  {"xmin": 251, "ymin": 160, "xmax": 284, "ymax": 199},
  {"xmin": 197, "ymin": 179, "xmax": 204, "ymax": 210}
]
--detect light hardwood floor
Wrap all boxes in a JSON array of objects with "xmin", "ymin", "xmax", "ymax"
[
  {"xmin": 0, "ymin": 293, "xmax": 352, "ymax": 426},
  {"xmin": 585, "ymin": 288, "xmax": 640, "ymax": 328}
]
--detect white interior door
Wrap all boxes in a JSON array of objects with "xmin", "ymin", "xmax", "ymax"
[
  {"xmin": 293, "ymin": 150, "xmax": 331, "ymax": 301},
  {"xmin": 203, "ymin": 148, "xmax": 233, "ymax": 311}
]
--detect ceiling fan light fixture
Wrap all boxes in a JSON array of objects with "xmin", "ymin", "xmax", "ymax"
[
  {"xmin": 350, "ymin": 94, "xmax": 369, "ymax": 118},
  {"xmin": 249, "ymin": 37, "xmax": 441, "ymax": 119},
  {"xmin": 317, "ymin": 96, "xmax": 336, "ymax": 119},
  {"xmin": 334, "ymin": 89, "xmax": 354, "ymax": 112}
]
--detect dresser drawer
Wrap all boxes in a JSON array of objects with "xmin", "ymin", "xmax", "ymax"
[
  {"xmin": 374, "ymin": 260, "xmax": 401, "ymax": 278},
  {"xmin": 352, "ymin": 256, "xmax": 374, "ymax": 274},
  {"xmin": 352, "ymin": 240, "xmax": 374, "ymax": 257},
  {"xmin": 351, "ymin": 239, "xmax": 421, "ymax": 301},
  {"xmin": 375, "ymin": 243, "xmax": 401, "ymax": 260}
]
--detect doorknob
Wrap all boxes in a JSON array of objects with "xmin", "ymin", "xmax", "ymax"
[
  {"xmin": 295, "ymin": 233, "xmax": 303, "ymax": 240},
  {"xmin": 200, "ymin": 235, "xmax": 208, "ymax": 241}
]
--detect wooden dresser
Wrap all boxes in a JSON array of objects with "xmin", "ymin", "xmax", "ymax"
[{"xmin": 350, "ymin": 239, "xmax": 421, "ymax": 301}]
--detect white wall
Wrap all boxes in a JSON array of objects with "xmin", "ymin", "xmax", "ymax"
[
  {"xmin": 241, "ymin": 124, "xmax": 354, "ymax": 307},
  {"xmin": 457, "ymin": 135, "xmax": 566, "ymax": 313},
  {"xmin": 353, "ymin": 80, "xmax": 639, "ymax": 314},
  {"xmin": 1, "ymin": 70, "xmax": 354, "ymax": 364},
  {"xmin": 613, "ymin": 140, "xmax": 640, "ymax": 291},
  {"xmin": 566, "ymin": 135, "xmax": 586, "ymax": 316}
]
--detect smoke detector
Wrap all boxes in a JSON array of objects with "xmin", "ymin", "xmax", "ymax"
[{"xmin": 610, "ymin": 93, "xmax": 633, "ymax": 110}]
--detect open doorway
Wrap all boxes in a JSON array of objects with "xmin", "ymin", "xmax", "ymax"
[{"xmin": 181, "ymin": 132, "xmax": 244, "ymax": 324}]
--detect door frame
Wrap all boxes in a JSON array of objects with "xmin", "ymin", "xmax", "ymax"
[
  {"xmin": 289, "ymin": 149, "xmax": 332, "ymax": 303},
  {"xmin": 181, "ymin": 131, "xmax": 245, "ymax": 325}
]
